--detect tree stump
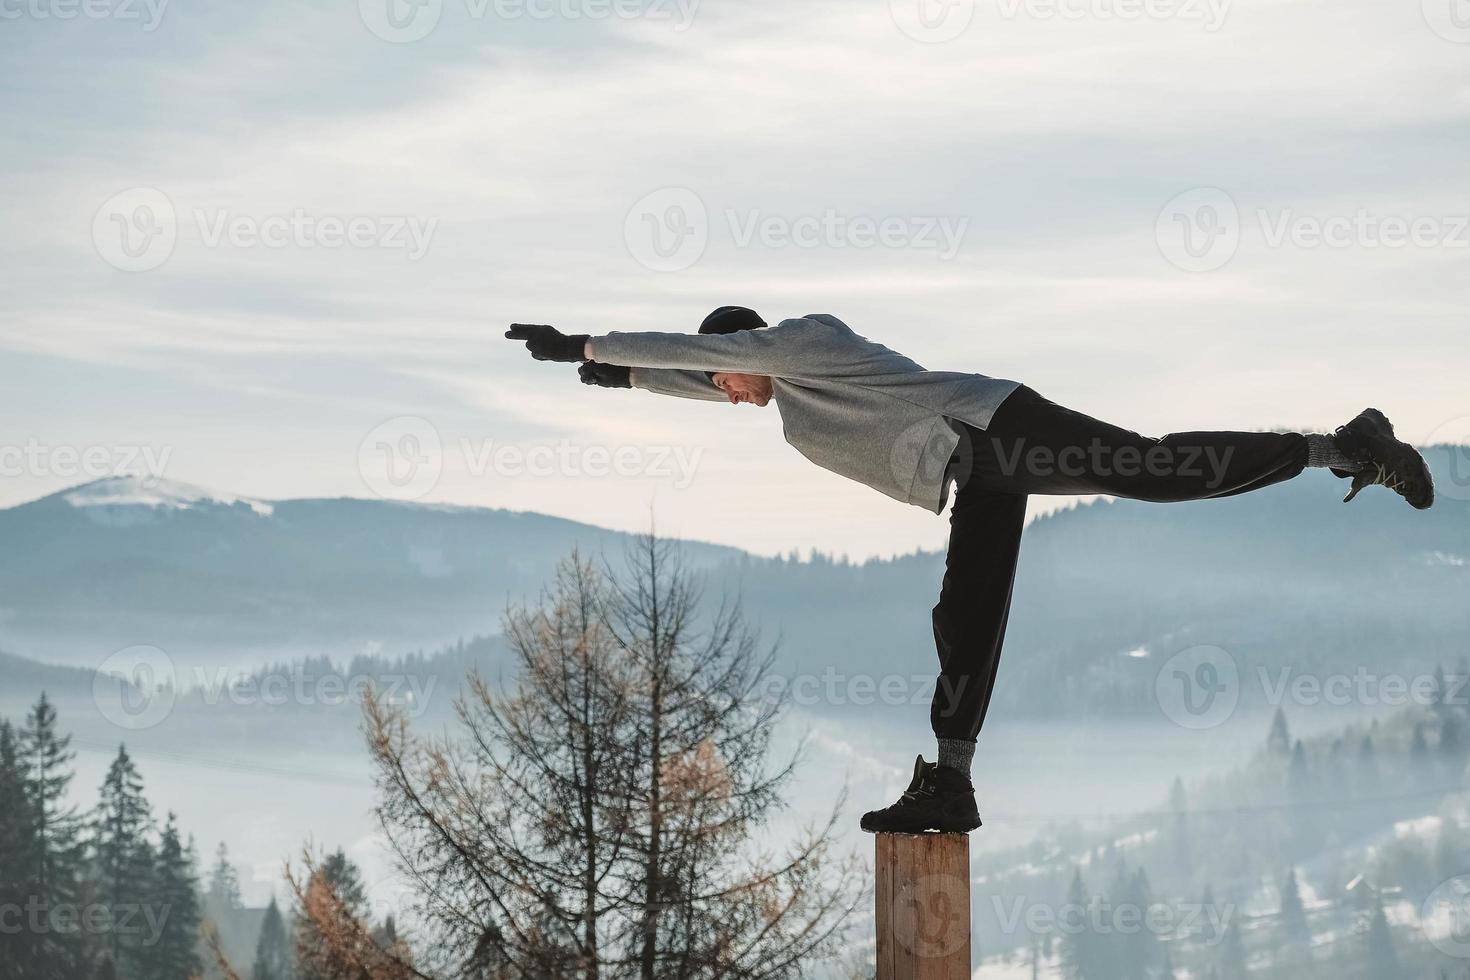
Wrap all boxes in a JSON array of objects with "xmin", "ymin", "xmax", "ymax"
[{"xmin": 874, "ymin": 832, "xmax": 971, "ymax": 980}]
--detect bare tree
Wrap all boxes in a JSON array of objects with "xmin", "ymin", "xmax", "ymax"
[{"xmin": 308, "ymin": 539, "xmax": 861, "ymax": 979}]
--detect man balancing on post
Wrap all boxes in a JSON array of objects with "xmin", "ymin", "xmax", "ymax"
[{"xmin": 505, "ymin": 308, "xmax": 1435, "ymax": 834}]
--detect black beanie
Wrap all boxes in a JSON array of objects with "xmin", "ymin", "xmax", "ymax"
[
  {"xmin": 699, "ymin": 307, "xmax": 765, "ymax": 382},
  {"xmin": 699, "ymin": 306, "xmax": 766, "ymax": 335}
]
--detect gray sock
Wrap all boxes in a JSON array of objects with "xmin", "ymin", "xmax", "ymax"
[
  {"xmin": 1306, "ymin": 433, "xmax": 1363, "ymax": 471},
  {"xmin": 937, "ymin": 738, "xmax": 975, "ymax": 777}
]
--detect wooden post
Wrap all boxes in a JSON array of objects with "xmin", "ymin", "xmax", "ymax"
[{"xmin": 874, "ymin": 832, "xmax": 971, "ymax": 980}]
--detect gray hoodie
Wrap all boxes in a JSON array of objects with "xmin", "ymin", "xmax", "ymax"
[{"xmin": 588, "ymin": 314, "xmax": 1020, "ymax": 513}]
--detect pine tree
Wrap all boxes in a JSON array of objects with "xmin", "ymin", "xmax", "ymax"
[
  {"xmin": 206, "ymin": 841, "xmax": 244, "ymax": 916},
  {"xmin": 0, "ymin": 720, "xmax": 41, "ymax": 980},
  {"xmin": 1058, "ymin": 869, "xmax": 1089, "ymax": 980},
  {"xmin": 1115, "ymin": 866, "xmax": 1158, "ymax": 980},
  {"xmin": 20, "ymin": 695, "xmax": 88, "ymax": 980},
  {"xmin": 140, "ymin": 814, "xmax": 201, "ymax": 980},
  {"xmin": 1268, "ymin": 707, "xmax": 1291, "ymax": 755},
  {"xmin": 1363, "ymin": 895, "xmax": 1397, "ymax": 979},
  {"xmin": 295, "ymin": 848, "xmax": 369, "ymax": 980},
  {"xmin": 1278, "ymin": 867, "xmax": 1309, "ymax": 948},
  {"xmin": 1218, "ymin": 918, "xmax": 1247, "ymax": 980},
  {"xmin": 252, "ymin": 898, "xmax": 293, "ymax": 980},
  {"xmin": 90, "ymin": 745, "xmax": 156, "ymax": 978},
  {"xmin": 1169, "ymin": 777, "xmax": 1190, "ymax": 879}
]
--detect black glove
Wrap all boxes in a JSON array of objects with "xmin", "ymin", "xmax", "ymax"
[
  {"xmin": 505, "ymin": 323, "xmax": 590, "ymax": 363},
  {"xmin": 579, "ymin": 361, "xmax": 632, "ymax": 389}
]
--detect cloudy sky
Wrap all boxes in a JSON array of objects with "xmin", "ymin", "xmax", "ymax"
[{"xmin": 2, "ymin": 0, "xmax": 1467, "ymax": 557}]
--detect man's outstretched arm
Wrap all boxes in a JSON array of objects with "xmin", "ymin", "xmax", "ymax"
[
  {"xmin": 578, "ymin": 360, "xmax": 725, "ymax": 401},
  {"xmin": 585, "ymin": 317, "xmax": 835, "ymax": 377}
]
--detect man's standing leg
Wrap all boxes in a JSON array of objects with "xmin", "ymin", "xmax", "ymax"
[
  {"xmin": 860, "ymin": 481, "xmax": 1023, "ymax": 832},
  {"xmin": 931, "ymin": 485, "xmax": 1029, "ymax": 773}
]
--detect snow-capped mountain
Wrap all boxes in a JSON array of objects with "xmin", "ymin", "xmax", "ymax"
[
  {"xmin": 62, "ymin": 475, "xmax": 276, "ymax": 525},
  {"xmin": 0, "ymin": 475, "xmax": 742, "ymax": 667}
]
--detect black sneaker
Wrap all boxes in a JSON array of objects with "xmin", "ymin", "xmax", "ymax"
[
  {"xmin": 860, "ymin": 756, "xmax": 982, "ymax": 834},
  {"xmin": 1332, "ymin": 408, "xmax": 1434, "ymax": 509}
]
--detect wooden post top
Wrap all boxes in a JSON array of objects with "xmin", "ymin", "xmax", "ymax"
[{"xmin": 874, "ymin": 832, "xmax": 972, "ymax": 980}]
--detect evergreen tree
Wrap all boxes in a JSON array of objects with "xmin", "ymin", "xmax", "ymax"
[
  {"xmin": 295, "ymin": 848, "xmax": 369, "ymax": 980},
  {"xmin": 1115, "ymin": 866, "xmax": 1157, "ymax": 979},
  {"xmin": 0, "ymin": 719, "xmax": 41, "ymax": 980},
  {"xmin": 206, "ymin": 841, "xmax": 244, "ymax": 916},
  {"xmin": 251, "ymin": 898, "xmax": 294, "ymax": 980},
  {"xmin": 1169, "ymin": 777, "xmax": 1190, "ymax": 880},
  {"xmin": 140, "ymin": 814, "xmax": 201, "ymax": 980},
  {"xmin": 1267, "ymin": 707, "xmax": 1292, "ymax": 756},
  {"xmin": 1218, "ymin": 919, "xmax": 1247, "ymax": 980},
  {"xmin": 20, "ymin": 695, "xmax": 88, "ymax": 980},
  {"xmin": 1363, "ymin": 895, "xmax": 1397, "ymax": 979},
  {"xmin": 1058, "ymin": 869, "xmax": 1089, "ymax": 980},
  {"xmin": 90, "ymin": 745, "xmax": 156, "ymax": 978},
  {"xmin": 1412, "ymin": 723, "xmax": 1431, "ymax": 766},
  {"xmin": 1278, "ymin": 867, "xmax": 1309, "ymax": 948}
]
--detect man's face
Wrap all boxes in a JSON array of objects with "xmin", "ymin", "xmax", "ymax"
[{"xmin": 711, "ymin": 372, "xmax": 773, "ymax": 407}]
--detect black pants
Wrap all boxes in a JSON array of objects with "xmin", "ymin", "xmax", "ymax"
[{"xmin": 930, "ymin": 385, "xmax": 1309, "ymax": 741}]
